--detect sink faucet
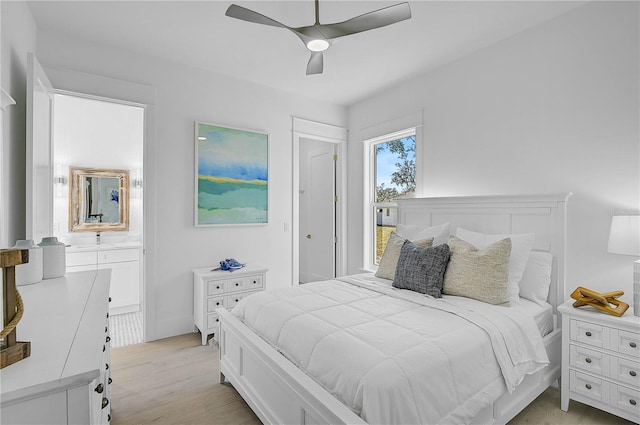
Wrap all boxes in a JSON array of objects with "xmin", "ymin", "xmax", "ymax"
[{"xmin": 96, "ymin": 231, "xmax": 101, "ymax": 245}]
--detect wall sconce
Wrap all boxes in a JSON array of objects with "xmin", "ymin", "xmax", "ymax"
[{"xmin": 54, "ymin": 164, "xmax": 68, "ymax": 198}]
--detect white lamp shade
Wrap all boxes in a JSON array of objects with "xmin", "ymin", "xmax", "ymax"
[{"xmin": 608, "ymin": 215, "xmax": 640, "ymax": 256}]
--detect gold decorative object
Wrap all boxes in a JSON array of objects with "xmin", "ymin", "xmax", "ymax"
[{"xmin": 570, "ymin": 286, "xmax": 629, "ymax": 317}]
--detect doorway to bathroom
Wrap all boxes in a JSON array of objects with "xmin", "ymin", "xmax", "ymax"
[{"xmin": 52, "ymin": 93, "xmax": 145, "ymax": 347}]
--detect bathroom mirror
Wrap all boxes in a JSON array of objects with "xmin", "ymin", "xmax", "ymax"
[{"xmin": 69, "ymin": 167, "xmax": 130, "ymax": 232}]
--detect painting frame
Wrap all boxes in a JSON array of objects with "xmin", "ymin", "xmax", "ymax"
[{"xmin": 195, "ymin": 122, "xmax": 269, "ymax": 227}]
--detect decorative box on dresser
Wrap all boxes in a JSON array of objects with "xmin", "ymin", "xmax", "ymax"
[
  {"xmin": 193, "ymin": 264, "xmax": 267, "ymax": 345},
  {"xmin": 0, "ymin": 269, "xmax": 112, "ymax": 425},
  {"xmin": 559, "ymin": 299, "xmax": 640, "ymax": 423}
]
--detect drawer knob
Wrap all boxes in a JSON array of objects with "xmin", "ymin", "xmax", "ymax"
[
  {"xmin": 630, "ymin": 399, "xmax": 637, "ymax": 406},
  {"xmin": 105, "ymin": 326, "xmax": 108, "ymax": 333},
  {"xmin": 108, "ymin": 377, "xmax": 113, "ymax": 385},
  {"xmin": 95, "ymin": 383, "xmax": 104, "ymax": 394},
  {"xmin": 106, "ymin": 336, "xmax": 111, "ymax": 343},
  {"xmin": 585, "ymin": 331, "xmax": 592, "ymax": 337},
  {"xmin": 585, "ymin": 358, "xmax": 592, "ymax": 364},
  {"xmin": 103, "ymin": 345, "xmax": 106, "ymax": 352},
  {"xmin": 630, "ymin": 371, "xmax": 637, "ymax": 377},
  {"xmin": 102, "ymin": 397, "xmax": 109, "ymax": 409},
  {"xmin": 109, "ymin": 297, "xmax": 112, "ymax": 302},
  {"xmin": 235, "ymin": 283, "xmax": 239, "ymax": 286},
  {"xmin": 585, "ymin": 384, "xmax": 592, "ymax": 390},
  {"xmin": 216, "ymin": 285, "xmax": 220, "ymax": 289},
  {"xmin": 216, "ymin": 318, "xmax": 219, "ymax": 322},
  {"xmin": 630, "ymin": 342, "xmax": 637, "ymax": 348},
  {"xmin": 235, "ymin": 298, "xmax": 239, "ymax": 302},
  {"xmin": 105, "ymin": 363, "xmax": 109, "ymax": 370},
  {"xmin": 108, "ymin": 414, "xmax": 111, "ymax": 422}
]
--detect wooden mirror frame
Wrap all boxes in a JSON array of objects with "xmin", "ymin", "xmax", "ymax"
[{"xmin": 69, "ymin": 167, "xmax": 130, "ymax": 232}]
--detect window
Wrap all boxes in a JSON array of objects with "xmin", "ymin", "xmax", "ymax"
[{"xmin": 364, "ymin": 129, "xmax": 416, "ymax": 268}]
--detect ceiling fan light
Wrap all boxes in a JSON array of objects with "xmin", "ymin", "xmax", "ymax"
[{"xmin": 307, "ymin": 39, "xmax": 329, "ymax": 52}]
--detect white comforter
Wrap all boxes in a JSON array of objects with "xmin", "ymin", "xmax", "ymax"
[{"xmin": 232, "ymin": 274, "xmax": 549, "ymax": 425}]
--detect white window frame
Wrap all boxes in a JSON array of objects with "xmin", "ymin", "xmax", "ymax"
[{"xmin": 363, "ymin": 127, "xmax": 419, "ymax": 271}]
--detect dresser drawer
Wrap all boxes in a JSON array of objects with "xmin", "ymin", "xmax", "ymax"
[
  {"xmin": 228, "ymin": 276, "xmax": 245, "ymax": 291},
  {"xmin": 571, "ymin": 319, "xmax": 607, "ymax": 348},
  {"xmin": 611, "ymin": 383, "xmax": 640, "ymax": 417},
  {"xmin": 99, "ymin": 248, "xmax": 140, "ymax": 264},
  {"xmin": 207, "ymin": 313, "xmax": 220, "ymax": 329},
  {"xmin": 570, "ymin": 344, "xmax": 609, "ymax": 377},
  {"xmin": 226, "ymin": 292, "xmax": 249, "ymax": 309},
  {"xmin": 611, "ymin": 357, "xmax": 640, "ymax": 388},
  {"xmin": 615, "ymin": 329, "xmax": 640, "ymax": 358},
  {"xmin": 207, "ymin": 296, "xmax": 225, "ymax": 312},
  {"xmin": 207, "ymin": 280, "xmax": 227, "ymax": 295},
  {"xmin": 570, "ymin": 370, "xmax": 606, "ymax": 403},
  {"xmin": 246, "ymin": 274, "xmax": 264, "ymax": 290}
]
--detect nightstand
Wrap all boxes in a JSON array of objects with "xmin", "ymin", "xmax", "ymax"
[
  {"xmin": 559, "ymin": 299, "xmax": 640, "ymax": 422},
  {"xmin": 192, "ymin": 264, "xmax": 267, "ymax": 345}
]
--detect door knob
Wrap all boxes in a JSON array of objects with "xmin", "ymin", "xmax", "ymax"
[{"xmin": 306, "ymin": 234, "xmax": 312, "ymax": 239}]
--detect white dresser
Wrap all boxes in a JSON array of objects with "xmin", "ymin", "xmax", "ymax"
[
  {"xmin": 0, "ymin": 270, "xmax": 112, "ymax": 424},
  {"xmin": 66, "ymin": 243, "xmax": 142, "ymax": 314},
  {"xmin": 193, "ymin": 264, "xmax": 267, "ymax": 345},
  {"xmin": 559, "ymin": 299, "xmax": 640, "ymax": 422}
]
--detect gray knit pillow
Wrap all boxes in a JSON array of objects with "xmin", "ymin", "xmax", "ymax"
[
  {"xmin": 392, "ymin": 240, "xmax": 451, "ymax": 297},
  {"xmin": 443, "ymin": 236, "xmax": 512, "ymax": 304},
  {"xmin": 376, "ymin": 232, "xmax": 434, "ymax": 280}
]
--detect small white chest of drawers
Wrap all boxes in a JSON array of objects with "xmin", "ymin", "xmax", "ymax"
[
  {"xmin": 559, "ymin": 299, "xmax": 640, "ymax": 422},
  {"xmin": 193, "ymin": 265, "xmax": 267, "ymax": 345}
]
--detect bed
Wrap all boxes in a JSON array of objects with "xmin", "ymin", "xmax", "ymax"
[{"xmin": 217, "ymin": 193, "xmax": 571, "ymax": 424}]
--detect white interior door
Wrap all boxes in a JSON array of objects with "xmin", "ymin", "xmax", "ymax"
[
  {"xmin": 299, "ymin": 141, "xmax": 335, "ymax": 283},
  {"xmin": 26, "ymin": 53, "xmax": 54, "ymax": 242}
]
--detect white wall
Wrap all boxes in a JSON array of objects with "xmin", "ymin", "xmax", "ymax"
[
  {"xmin": 1, "ymin": 0, "xmax": 36, "ymax": 247},
  {"xmin": 347, "ymin": 2, "xmax": 639, "ymax": 301},
  {"xmin": 29, "ymin": 30, "xmax": 346, "ymax": 339}
]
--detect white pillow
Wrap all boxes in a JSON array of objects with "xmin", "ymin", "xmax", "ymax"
[
  {"xmin": 519, "ymin": 251, "xmax": 553, "ymax": 306},
  {"xmin": 396, "ymin": 222, "xmax": 450, "ymax": 246},
  {"xmin": 456, "ymin": 227, "xmax": 535, "ymax": 304},
  {"xmin": 375, "ymin": 232, "xmax": 434, "ymax": 280}
]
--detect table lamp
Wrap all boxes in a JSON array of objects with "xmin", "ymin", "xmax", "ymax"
[{"xmin": 607, "ymin": 215, "xmax": 640, "ymax": 316}]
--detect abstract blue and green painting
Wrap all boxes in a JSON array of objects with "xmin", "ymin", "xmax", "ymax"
[{"xmin": 196, "ymin": 123, "xmax": 268, "ymax": 225}]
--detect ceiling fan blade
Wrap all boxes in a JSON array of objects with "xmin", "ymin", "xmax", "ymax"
[
  {"xmin": 225, "ymin": 4, "xmax": 289, "ymax": 29},
  {"xmin": 306, "ymin": 51, "xmax": 324, "ymax": 75},
  {"xmin": 317, "ymin": 2, "xmax": 411, "ymax": 39}
]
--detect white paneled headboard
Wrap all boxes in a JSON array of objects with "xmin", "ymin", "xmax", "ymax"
[{"xmin": 396, "ymin": 193, "xmax": 572, "ymax": 313}]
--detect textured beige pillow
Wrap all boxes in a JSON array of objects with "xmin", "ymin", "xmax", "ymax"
[
  {"xmin": 443, "ymin": 236, "xmax": 512, "ymax": 304},
  {"xmin": 375, "ymin": 232, "xmax": 434, "ymax": 280}
]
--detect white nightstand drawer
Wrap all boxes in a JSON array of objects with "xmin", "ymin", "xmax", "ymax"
[
  {"xmin": 570, "ymin": 345, "xmax": 608, "ymax": 376},
  {"xmin": 246, "ymin": 274, "xmax": 264, "ymax": 290},
  {"xmin": 571, "ymin": 371, "xmax": 606, "ymax": 403},
  {"xmin": 228, "ymin": 276, "xmax": 245, "ymax": 291},
  {"xmin": 571, "ymin": 319, "xmax": 607, "ymax": 348},
  {"xmin": 207, "ymin": 313, "xmax": 220, "ymax": 329},
  {"xmin": 611, "ymin": 357, "xmax": 640, "ymax": 388},
  {"xmin": 615, "ymin": 329, "xmax": 640, "ymax": 358},
  {"xmin": 611, "ymin": 384, "xmax": 640, "ymax": 417},
  {"xmin": 207, "ymin": 296, "xmax": 225, "ymax": 312},
  {"xmin": 208, "ymin": 280, "xmax": 227, "ymax": 295},
  {"xmin": 226, "ymin": 292, "xmax": 249, "ymax": 309}
]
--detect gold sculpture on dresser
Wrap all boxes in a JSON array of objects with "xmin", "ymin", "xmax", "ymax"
[
  {"xmin": 570, "ymin": 286, "xmax": 629, "ymax": 317},
  {"xmin": 1, "ymin": 249, "xmax": 31, "ymax": 368}
]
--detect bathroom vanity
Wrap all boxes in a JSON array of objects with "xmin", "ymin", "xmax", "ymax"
[{"xmin": 66, "ymin": 242, "xmax": 142, "ymax": 315}]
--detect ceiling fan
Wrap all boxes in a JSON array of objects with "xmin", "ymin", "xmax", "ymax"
[{"xmin": 225, "ymin": 0, "xmax": 412, "ymax": 75}]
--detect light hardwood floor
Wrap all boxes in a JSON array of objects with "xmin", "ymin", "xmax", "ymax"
[{"xmin": 110, "ymin": 333, "xmax": 634, "ymax": 425}]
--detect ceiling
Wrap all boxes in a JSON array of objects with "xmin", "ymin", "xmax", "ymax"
[{"xmin": 27, "ymin": 1, "xmax": 586, "ymax": 106}]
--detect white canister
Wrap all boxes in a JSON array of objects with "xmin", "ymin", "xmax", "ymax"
[
  {"xmin": 38, "ymin": 236, "xmax": 66, "ymax": 279},
  {"xmin": 12, "ymin": 239, "xmax": 43, "ymax": 285}
]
